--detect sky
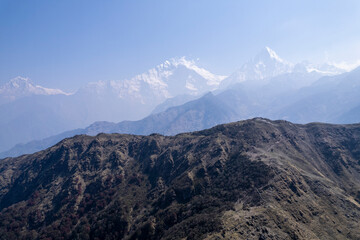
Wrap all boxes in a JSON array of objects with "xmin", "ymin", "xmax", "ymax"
[{"xmin": 1, "ymin": 0, "xmax": 360, "ymax": 91}]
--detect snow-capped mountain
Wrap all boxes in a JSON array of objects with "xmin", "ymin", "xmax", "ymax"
[
  {"xmin": 73, "ymin": 57, "xmax": 227, "ymax": 121},
  {"xmin": 220, "ymin": 47, "xmax": 293, "ymax": 88},
  {"xmin": 92, "ymin": 57, "xmax": 227, "ymax": 103},
  {"xmin": 220, "ymin": 47, "xmax": 348, "ymax": 89},
  {"xmin": 0, "ymin": 76, "xmax": 69, "ymax": 105}
]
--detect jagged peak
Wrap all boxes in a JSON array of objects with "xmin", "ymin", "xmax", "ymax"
[
  {"xmin": 154, "ymin": 56, "xmax": 227, "ymax": 84},
  {"xmin": 254, "ymin": 47, "xmax": 289, "ymax": 65},
  {"xmin": 265, "ymin": 46, "xmax": 284, "ymax": 62},
  {"xmin": 82, "ymin": 57, "xmax": 227, "ymax": 100},
  {"xmin": 116, "ymin": 57, "xmax": 227, "ymax": 89},
  {"xmin": 163, "ymin": 56, "xmax": 194, "ymax": 68}
]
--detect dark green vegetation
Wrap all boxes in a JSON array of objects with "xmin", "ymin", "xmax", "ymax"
[{"xmin": 0, "ymin": 118, "xmax": 360, "ymax": 239}]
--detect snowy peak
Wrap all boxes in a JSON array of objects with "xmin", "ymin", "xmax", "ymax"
[
  {"xmin": 250, "ymin": 47, "xmax": 350, "ymax": 76},
  {"xmin": 254, "ymin": 46, "xmax": 287, "ymax": 64},
  {"xmin": 266, "ymin": 46, "xmax": 281, "ymax": 60},
  {"xmin": 3, "ymin": 76, "xmax": 68, "ymax": 95},
  {"xmin": 143, "ymin": 57, "xmax": 227, "ymax": 88},
  {"xmin": 0, "ymin": 76, "xmax": 69, "ymax": 104},
  {"xmin": 84, "ymin": 57, "xmax": 227, "ymax": 104},
  {"xmin": 6, "ymin": 77, "xmax": 38, "ymax": 92},
  {"xmin": 140, "ymin": 57, "xmax": 227, "ymax": 95},
  {"xmin": 251, "ymin": 47, "xmax": 293, "ymax": 76},
  {"xmin": 165, "ymin": 57, "xmax": 227, "ymax": 86},
  {"xmin": 220, "ymin": 47, "xmax": 293, "ymax": 88},
  {"xmin": 219, "ymin": 47, "xmax": 352, "ymax": 89}
]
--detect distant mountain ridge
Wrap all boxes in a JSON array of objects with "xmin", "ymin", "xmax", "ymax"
[
  {"xmin": 0, "ymin": 57, "xmax": 226, "ymax": 152},
  {"xmin": 0, "ymin": 47, "xmax": 358, "ymax": 156},
  {"xmin": 3, "ymin": 63, "xmax": 360, "ymax": 159}
]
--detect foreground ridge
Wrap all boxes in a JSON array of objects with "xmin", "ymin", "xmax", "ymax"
[{"xmin": 0, "ymin": 118, "xmax": 360, "ymax": 239}]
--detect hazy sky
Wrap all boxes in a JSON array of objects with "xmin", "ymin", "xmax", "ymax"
[{"xmin": 1, "ymin": 0, "xmax": 360, "ymax": 91}]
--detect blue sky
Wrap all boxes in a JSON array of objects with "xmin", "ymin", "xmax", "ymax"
[{"xmin": 1, "ymin": 0, "xmax": 360, "ymax": 91}]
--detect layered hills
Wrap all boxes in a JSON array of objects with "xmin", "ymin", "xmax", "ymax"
[
  {"xmin": 0, "ymin": 118, "xmax": 360, "ymax": 239},
  {"xmin": 3, "ymin": 63, "xmax": 360, "ymax": 158},
  {"xmin": 1, "ymin": 47, "xmax": 351, "ymax": 155},
  {"xmin": 0, "ymin": 57, "xmax": 225, "ymax": 153}
]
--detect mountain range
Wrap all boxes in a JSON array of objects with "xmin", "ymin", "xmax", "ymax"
[
  {"xmin": 2, "ymin": 48, "xmax": 359, "ymax": 158},
  {"xmin": 1, "ymin": 119, "xmax": 360, "ymax": 239},
  {"xmin": 0, "ymin": 57, "xmax": 225, "ymax": 153},
  {"xmin": 219, "ymin": 47, "xmax": 345, "ymax": 89}
]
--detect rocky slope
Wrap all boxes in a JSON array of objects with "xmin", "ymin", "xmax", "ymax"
[{"xmin": 0, "ymin": 118, "xmax": 360, "ymax": 239}]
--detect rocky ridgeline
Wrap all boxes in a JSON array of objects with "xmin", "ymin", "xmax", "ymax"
[{"xmin": 0, "ymin": 118, "xmax": 360, "ymax": 239}]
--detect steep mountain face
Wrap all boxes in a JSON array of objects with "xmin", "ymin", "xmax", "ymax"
[
  {"xmin": 0, "ymin": 119, "xmax": 360, "ymax": 239},
  {"xmin": 220, "ymin": 47, "xmax": 293, "ymax": 88}
]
